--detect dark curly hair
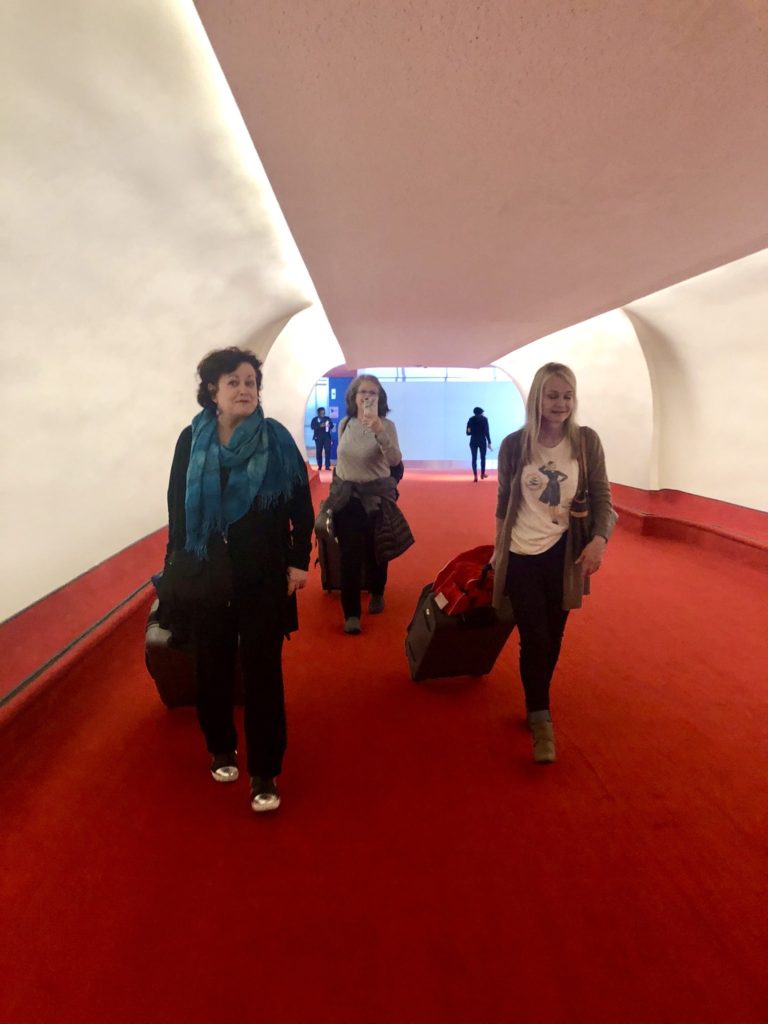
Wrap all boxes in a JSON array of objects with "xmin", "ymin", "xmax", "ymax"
[{"xmin": 196, "ymin": 347, "xmax": 263, "ymax": 411}]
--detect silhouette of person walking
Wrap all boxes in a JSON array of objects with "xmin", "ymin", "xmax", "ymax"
[{"xmin": 466, "ymin": 407, "xmax": 492, "ymax": 481}]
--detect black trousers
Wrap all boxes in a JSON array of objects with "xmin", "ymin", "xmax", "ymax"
[
  {"xmin": 334, "ymin": 498, "xmax": 388, "ymax": 618},
  {"xmin": 194, "ymin": 597, "xmax": 286, "ymax": 777},
  {"xmin": 505, "ymin": 533, "xmax": 570, "ymax": 713},
  {"xmin": 315, "ymin": 434, "xmax": 331, "ymax": 469},
  {"xmin": 470, "ymin": 440, "xmax": 487, "ymax": 475}
]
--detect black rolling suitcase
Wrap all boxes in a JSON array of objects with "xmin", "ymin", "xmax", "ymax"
[
  {"xmin": 316, "ymin": 534, "xmax": 341, "ymax": 592},
  {"xmin": 144, "ymin": 599, "xmax": 244, "ymax": 708},
  {"xmin": 316, "ymin": 534, "xmax": 370, "ymax": 592},
  {"xmin": 405, "ymin": 583, "xmax": 515, "ymax": 682}
]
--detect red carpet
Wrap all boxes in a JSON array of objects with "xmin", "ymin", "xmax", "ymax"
[
  {"xmin": 0, "ymin": 529, "xmax": 167, "ymax": 705},
  {"xmin": 1, "ymin": 471, "xmax": 766, "ymax": 1024}
]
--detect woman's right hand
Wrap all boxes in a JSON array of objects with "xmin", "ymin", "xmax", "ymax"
[
  {"xmin": 361, "ymin": 395, "xmax": 380, "ymax": 432},
  {"xmin": 575, "ymin": 536, "xmax": 606, "ymax": 578},
  {"xmin": 364, "ymin": 413, "xmax": 383, "ymax": 435}
]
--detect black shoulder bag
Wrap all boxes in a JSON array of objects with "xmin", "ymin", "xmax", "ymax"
[{"xmin": 569, "ymin": 432, "xmax": 592, "ymax": 554}]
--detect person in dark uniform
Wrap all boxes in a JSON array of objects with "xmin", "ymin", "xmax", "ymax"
[
  {"xmin": 310, "ymin": 407, "xmax": 333, "ymax": 470},
  {"xmin": 466, "ymin": 407, "xmax": 492, "ymax": 481}
]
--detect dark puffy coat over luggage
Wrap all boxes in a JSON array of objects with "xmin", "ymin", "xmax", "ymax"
[{"xmin": 374, "ymin": 499, "xmax": 415, "ymax": 564}]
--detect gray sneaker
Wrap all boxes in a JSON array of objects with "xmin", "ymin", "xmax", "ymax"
[
  {"xmin": 368, "ymin": 594, "xmax": 385, "ymax": 614},
  {"xmin": 344, "ymin": 616, "xmax": 362, "ymax": 634}
]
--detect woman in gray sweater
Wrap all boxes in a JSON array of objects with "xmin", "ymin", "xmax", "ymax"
[
  {"xmin": 492, "ymin": 362, "xmax": 617, "ymax": 764},
  {"xmin": 332, "ymin": 374, "xmax": 403, "ymax": 634}
]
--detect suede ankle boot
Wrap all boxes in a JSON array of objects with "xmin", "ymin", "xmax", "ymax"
[{"xmin": 531, "ymin": 721, "xmax": 556, "ymax": 764}]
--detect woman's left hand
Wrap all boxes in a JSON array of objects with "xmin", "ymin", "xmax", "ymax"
[
  {"xmin": 287, "ymin": 567, "xmax": 309, "ymax": 595},
  {"xmin": 575, "ymin": 536, "xmax": 606, "ymax": 578}
]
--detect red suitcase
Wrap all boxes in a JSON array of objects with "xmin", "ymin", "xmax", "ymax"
[
  {"xmin": 432, "ymin": 545, "xmax": 496, "ymax": 615},
  {"xmin": 405, "ymin": 546, "xmax": 515, "ymax": 682}
]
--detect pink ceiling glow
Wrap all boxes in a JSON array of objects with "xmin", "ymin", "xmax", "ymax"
[{"xmin": 195, "ymin": 0, "xmax": 768, "ymax": 367}]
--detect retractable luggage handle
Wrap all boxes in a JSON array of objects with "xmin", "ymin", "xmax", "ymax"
[{"xmin": 440, "ymin": 562, "xmax": 495, "ymax": 618}]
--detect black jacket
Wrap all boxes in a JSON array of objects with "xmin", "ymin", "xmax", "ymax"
[
  {"xmin": 466, "ymin": 414, "xmax": 491, "ymax": 444},
  {"xmin": 166, "ymin": 426, "xmax": 314, "ymax": 633}
]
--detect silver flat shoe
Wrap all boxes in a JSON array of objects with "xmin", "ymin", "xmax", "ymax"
[
  {"xmin": 250, "ymin": 776, "xmax": 281, "ymax": 813},
  {"xmin": 210, "ymin": 752, "xmax": 239, "ymax": 782}
]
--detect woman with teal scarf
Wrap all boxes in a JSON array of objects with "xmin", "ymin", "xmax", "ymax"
[{"xmin": 165, "ymin": 347, "xmax": 314, "ymax": 813}]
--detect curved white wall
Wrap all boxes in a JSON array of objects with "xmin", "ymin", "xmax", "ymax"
[
  {"xmin": 0, "ymin": 0, "xmax": 333, "ymax": 620},
  {"xmin": 625, "ymin": 249, "xmax": 768, "ymax": 511},
  {"xmin": 494, "ymin": 310, "xmax": 654, "ymax": 490},
  {"xmin": 2, "ymin": 1, "xmax": 765, "ymax": 625},
  {"xmin": 261, "ymin": 306, "xmax": 345, "ymax": 442}
]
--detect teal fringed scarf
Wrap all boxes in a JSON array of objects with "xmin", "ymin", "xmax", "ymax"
[{"xmin": 184, "ymin": 406, "xmax": 306, "ymax": 558}]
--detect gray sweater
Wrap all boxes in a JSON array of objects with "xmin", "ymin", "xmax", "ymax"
[{"xmin": 336, "ymin": 416, "xmax": 402, "ymax": 483}]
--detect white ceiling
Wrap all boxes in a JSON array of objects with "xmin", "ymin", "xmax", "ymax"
[{"xmin": 194, "ymin": 0, "xmax": 768, "ymax": 368}]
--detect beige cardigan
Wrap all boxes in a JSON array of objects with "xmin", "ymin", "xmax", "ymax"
[{"xmin": 492, "ymin": 426, "xmax": 617, "ymax": 612}]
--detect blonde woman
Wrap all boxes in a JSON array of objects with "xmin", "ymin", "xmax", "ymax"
[{"xmin": 492, "ymin": 363, "xmax": 617, "ymax": 764}]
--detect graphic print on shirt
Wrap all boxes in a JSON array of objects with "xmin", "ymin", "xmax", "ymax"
[
  {"xmin": 537, "ymin": 461, "xmax": 568, "ymax": 521},
  {"xmin": 521, "ymin": 461, "xmax": 570, "ymax": 524},
  {"xmin": 511, "ymin": 443, "xmax": 578, "ymax": 555}
]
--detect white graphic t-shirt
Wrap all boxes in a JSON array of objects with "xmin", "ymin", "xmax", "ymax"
[{"xmin": 509, "ymin": 438, "xmax": 579, "ymax": 555}]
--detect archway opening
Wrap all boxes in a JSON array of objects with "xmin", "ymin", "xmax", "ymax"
[{"xmin": 302, "ymin": 366, "xmax": 524, "ymax": 468}]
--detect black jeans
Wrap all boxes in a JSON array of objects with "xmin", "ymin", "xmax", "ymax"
[
  {"xmin": 505, "ymin": 533, "xmax": 570, "ymax": 713},
  {"xmin": 315, "ymin": 434, "xmax": 331, "ymax": 469},
  {"xmin": 194, "ymin": 597, "xmax": 286, "ymax": 777},
  {"xmin": 470, "ymin": 440, "xmax": 487, "ymax": 476},
  {"xmin": 334, "ymin": 498, "xmax": 388, "ymax": 618}
]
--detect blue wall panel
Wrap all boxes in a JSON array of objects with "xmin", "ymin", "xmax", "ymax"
[
  {"xmin": 304, "ymin": 378, "xmax": 525, "ymax": 465},
  {"xmin": 382, "ymin": 380, "xmax": 524, "ymax": 462}
]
